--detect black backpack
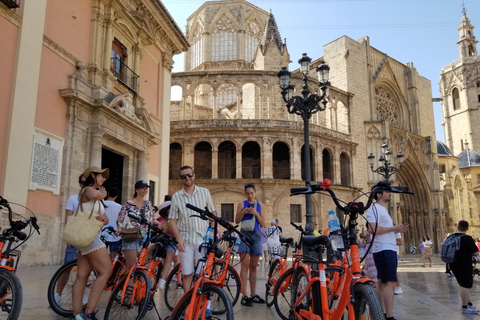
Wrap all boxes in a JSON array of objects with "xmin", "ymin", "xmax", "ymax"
[{"xmin": 441, "ymin": 234, "xmax": 466, "ymax": 264}]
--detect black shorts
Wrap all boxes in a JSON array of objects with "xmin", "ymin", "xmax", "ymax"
[
  {"xmin": 450, "ymin": 262, "xmax": 474, "ymax": 288},
  {"xmin": 373, "ymin": 250, "xmax": 397, "ymax": 283}
]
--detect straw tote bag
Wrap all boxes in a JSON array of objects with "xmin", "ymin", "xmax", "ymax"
[{"xmin": 63, "ymin": 199, "xmax": 104, "ymax": 247}]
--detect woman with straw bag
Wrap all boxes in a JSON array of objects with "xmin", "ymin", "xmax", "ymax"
[{"xmin": 71, "ymin": 166, "xmax": 112, "ymax": 320}]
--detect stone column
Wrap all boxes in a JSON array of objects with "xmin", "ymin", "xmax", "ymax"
[
  {"xmin": 136, "ymin": 150, "xmax": 148, "ymax": 181},
  {"xmin": 292, "ymin": 138, "xmax": 301, "ymax": 180},
  {"xmin": 212, "ymin": 93, "xmax": 217, "ymax": 119},
  {"xmin": 262, "ymin": 138, "xmax": 273, "ymax": 179},
  {"xmin": 236, "ymin": 148, "xmax": 242, "ymax": 179},
  {"xmin": 159, "ymin": 58, "xmax": 173, "ymax": 201},
  {"xmin": 90, "ymin": 131, "xmax": 104, "ymax": 167},
  {"xmin": 103, "ymin": 14, "xmax": 114, "ymax": 70},
  {"xmin": 2, "ymin": 0, "xmax": 48, "ymax": 204},
  {"xmin": 184, "ymin": 142, "xmax": 195, "ymax": 169},
  {"xmin": 212, "ymin": 147, "xmax": 218, "ymax": 179}
]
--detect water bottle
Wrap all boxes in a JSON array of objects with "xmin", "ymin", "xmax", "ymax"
[
  {"xmin": 201, "ymin": 227, "xmax": 214, "ymax": 256},
  {"xmin": 327, "ymin": 210, "xmax": 344, "ymax": 251},
  {"xmin": 232, "ymin": 237, "xmax": 241, "ymax": 253}
]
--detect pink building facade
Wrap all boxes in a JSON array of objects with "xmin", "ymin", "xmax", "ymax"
[{"xmin": 0, "ymin": 0, "xmax": 187, "ymax": 265}]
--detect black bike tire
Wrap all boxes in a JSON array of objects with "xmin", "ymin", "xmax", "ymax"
[
  {"xmin": 273, "ymin": 267, "xmax": 294, "ymax": 320},
  {"xmin": 353, "ymin": 283, "xmax": 385, "ymax": 320},
  {"xmin": 0, "ymin": 268, "xmax": 22, "ymax": 320},
  {"xmin": 209, "ymin": 263, "xmax": 241, "ymax": 314},
  {"xmin": 103, "ymin": 269, "xmax": 151, "ymax": 320},
  {"xmin": 46, "ymin": 259, "xmax": 98, "ymax": 317},
  {"xmin": 164, "ymin": 263, "xmax": 183, "ymax": 311},
  {"xmin": 266, "ymin": 259, "xmax": 282, "ymax": 307},
  {"xmin": 169, "ymin": 283, "xmax": 234, "ymax": 320}
]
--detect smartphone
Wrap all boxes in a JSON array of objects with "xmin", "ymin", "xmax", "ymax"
[{"xmin": 247, "ymin": 204, "xmax": 254, "ymax": 208}]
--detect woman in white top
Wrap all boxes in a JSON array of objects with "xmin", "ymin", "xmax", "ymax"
[
  {"xmin": 422, "ymin": 235, "xmax": 433, "ymax": 267},
  {"xmin": 72, "ymin": 166, "xmax": 111, "ymax": 320}
]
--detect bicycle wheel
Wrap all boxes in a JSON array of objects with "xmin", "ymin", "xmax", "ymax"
[
  {"xmin": 103, "ymin": 270, "xmax": 150, "ymax": 320},
  {"xmin": 170, "ymin": 283, "xmax": 233, "ymax": 320},
  {"xmin": 266, "ymin": 259, "xmax": 282, "ymax": 307},
  {"xmin": 0, "ymin": 268, "xmax": 22, "ymax": 320},
  {"xmin": 211, "ymin": 261, "xmax": 241, "ymax": 309},
  {"xmin": 290, "ymin": 267, "xmax": 315, "ymax": 318},
  {"xmin": 273, "ymin": 268, "xmax": 294, "ymax": 320},
  {"xmin": 47, "ymin": 259, "xmax": 98, "ymax": 317},
  {"xmin": 353, "ymin": 283, "xmax": 384, "ymax": 320},
  {"xmin": 164, "ymin": 264, "xmax": 183, "ymax": 310}
]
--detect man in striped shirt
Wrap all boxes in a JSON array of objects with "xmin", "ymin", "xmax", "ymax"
[{"xmin": 169, "ymin": 165, "xmax": 217, "ymax": 292}]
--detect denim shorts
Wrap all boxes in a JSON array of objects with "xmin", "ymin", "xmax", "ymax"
[
  {"xmin": 64, "ymin": 246, "xmax": 77, "ymax": 264},
  {"xmin": 122, "ymin": 238, "xmax": 143, "ymax": 251},
  {"xmin": 237, "ymin": 229, "xmax": 263, "ymax": 256},
  {"xmin": 106, "ymin": 240, "xmax": 122, "ymax": 253},
  {"xmin": 373, "ymin": 250, "xmax": 397, "ymax": 283}
]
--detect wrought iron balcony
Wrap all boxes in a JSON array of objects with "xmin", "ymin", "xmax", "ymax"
[
  {"xmin": 1, "ymin": 0, "xmax": 20, "ymax": 8},
  {"xmin": 110, "ymin": 57, "xmax": 139, "ymax": 93}
]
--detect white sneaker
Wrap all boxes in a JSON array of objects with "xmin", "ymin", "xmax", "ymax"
[
  {"xmin": 468, "ymin": 304, "xmax": 479, "ymax": 313},
  {"xmin": 394, "ymin": 287, "xmax": 403, "ymax": 295},
  {"xmin": 462, "ymin": 306, "xmax": 479, "ymax": 313},
  {"xmin": 54, "ymin": 292, "xmax": 61, "ymax": 304},
  {"xmin": 158, "ymin": 279, "xmax": 166, "ymax": 290}
]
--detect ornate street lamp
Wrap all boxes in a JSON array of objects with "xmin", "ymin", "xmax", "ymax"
[
  {"xmin": 367, "ymin": 143, "xmax": 404, "ymax": 182},
  {"xmin": 277, "ymin": 53, "xmax": 330, "ymax": 234}
]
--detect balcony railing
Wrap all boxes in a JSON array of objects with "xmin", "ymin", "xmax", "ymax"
[
  {"xmin": 1, "ymin": 0, "xmax": 20, "ymax": 8},
  {"xmin": 110, "ymin": 57, "xmax": 139, "ymax": 93}
]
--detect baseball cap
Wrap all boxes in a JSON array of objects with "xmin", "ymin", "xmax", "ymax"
[
  {"xmin": 135, "ymin": 180, "xmax": 150, "ymax": 189},
  {"xmin": 82, "ymin": 166, "xmax": 109, "ymax": 180}
]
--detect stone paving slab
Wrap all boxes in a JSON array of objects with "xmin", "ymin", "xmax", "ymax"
[{"xmin": 14, "ymin": 254, "xmax": 480, "ymax": 319}]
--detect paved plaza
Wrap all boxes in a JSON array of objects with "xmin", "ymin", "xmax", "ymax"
[{"xmin": 15, "ymin": 254, "xmax": 480, "ymax": 319}]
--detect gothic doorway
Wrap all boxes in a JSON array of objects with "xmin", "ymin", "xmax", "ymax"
[{"xmin": 102, "ymin": 148, "xmax": 124, "ymax": 204}]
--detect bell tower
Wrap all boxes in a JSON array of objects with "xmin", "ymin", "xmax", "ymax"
[{"xmin": 457, "ymin": 8, "xmax": 478, "ymax": 59}]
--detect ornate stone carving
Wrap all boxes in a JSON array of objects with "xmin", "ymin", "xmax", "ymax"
[
  {"xmin": 367, "ymin": 125, "xmax": 381, "ymax": 141},
  {"xmin": 375, "ymin": 86, "xmax": 399, "ymax": 127},
  {"xmin": 109, "ymin": 93, "xmax": 143, "ymax": 125}
]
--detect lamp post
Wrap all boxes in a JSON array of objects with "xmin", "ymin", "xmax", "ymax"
[
  {"xmin": 277, "ymin": 53, "xmax": 330, "ymax": 234},
  {"xmin": 367, "ymin": 143, "xmax": 404, "ymax": 222},
  {"xmin": 367, "ymin": 143, "xmax": 404, "ymax": 182}
]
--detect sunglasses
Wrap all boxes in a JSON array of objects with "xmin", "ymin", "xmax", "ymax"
[
  {"xmin": 244, "ymin": 183, "xmax": 254, "ymax": 188},
  {"xmin": 180, "ymin": 173, "xmax": 194, "ymax": 180}
]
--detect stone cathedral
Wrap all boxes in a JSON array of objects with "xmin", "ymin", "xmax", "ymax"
[
  {"xmin": 168, "ymin": 0, "xmax": 443, "ymax": 253},
  {"xmin": 439, "ymin": 11, "xmax": 480, "ymax": 236}
]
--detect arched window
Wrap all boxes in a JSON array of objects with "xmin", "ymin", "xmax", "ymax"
[
  {"xmin": 452, "ymin": 88, "xmax": 460, "ymax": 110},
  {"xmin": 190, "ymin": 26, "xmax": 204, "ymax": 70},
  {"xmin": 375, "ymin": 85, "xmax": 401, "ymax": 128},
  {"xmin": 194, "ymin": 142, "xmax": 212, "ymax": 179},
  {"xmin": 322, "ymin": 149, "xmax": 333, "ymax": 181},
  {"xmin": 242, "ymin": 141, "xmax": 261, "ymax": 179},
  {"xmin": 218, "ymin": 141, "xmax": 236, "ymax": 179},
  {"xmin": 169, "ymin": 143, "xmax": 182, "ymax": 179},
  {"xmin": 301, "ymin": 145, "xmax": 315, "ymax": 181},
  {"xmin": 340, "ymin": 153, "xmax": 350, "ymax": 185},
  {"xmin": 245, "ymin": 21, "xmax": 261, "ymax": 62},
  {"xmin": 212, "ymin": 15, "xmax": 237, "ymax": 61},
  {"xmin": 217, "ymin": 83, "xmax": 237, "ymax": 119},
  {"xmin": 194, "ymin": 84, "xmax": 214, "ymax": 107},
  {"xmin": 273, "ymin": 142, "xmax": 290, "ymax": 179}
]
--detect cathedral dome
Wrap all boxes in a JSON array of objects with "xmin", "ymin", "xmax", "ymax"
[
  {"xmin": 437, "ymin": 141, "xmax": 454, "ymax": 156},
  {"xmin": 457, "ymin": 149, "xmax": 480, "ymax": 168}
]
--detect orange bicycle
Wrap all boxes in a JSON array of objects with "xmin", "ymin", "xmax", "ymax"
[
  {"xmin": 104, "ymin": 213, "xmax": 177, "ymax": 320},
  {"xmin": 0, "ymin": 196, "xmax": 40, "ymax": 320},
  {"xmin": 169, "ymin": 204, "xmax": 253, "ymax": 320},
  {"xmin": 47, "ymin": 226, "xmax": 127, "ymax": 317},
  {"xmin": 286, "ymin": 180, "xmax": 413, "ymax": 320}
]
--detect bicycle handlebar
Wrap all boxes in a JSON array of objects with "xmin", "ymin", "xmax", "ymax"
[
  {"xmin": 185, "ymin": 204, "xmax": 254, "ymax": 248},
  {"xmin": 290, "ymin": 179, "xmax": 414, "ymax": 215},
  {"xmin": 126, "ymin": 213, "xmax": 178, "ymax": 245},
  {"xmin": 0, "ymin": 196, "xmax": 41, "ymax": 236}
]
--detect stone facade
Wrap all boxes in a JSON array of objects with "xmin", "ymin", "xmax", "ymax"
[
  {"xmin": 169, "ymin": 0, "xmax": 442, "ymax": 253},
  {"xmin": 439, "ymin": 11, "xmax": 480, "ymax": 236}
]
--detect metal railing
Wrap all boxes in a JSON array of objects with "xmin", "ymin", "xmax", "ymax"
[
  {"xmin": 1, "ymin": 0, "xmax": 20, "ymax": 8},
  {"xmin": 110, "ymin": 57, "xmax": 139, "ymax": 93}
]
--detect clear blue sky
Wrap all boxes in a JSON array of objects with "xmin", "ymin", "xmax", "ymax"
[{"xmin": 163, "ymin": 0, "xmax": 480, "ymax": 143}]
